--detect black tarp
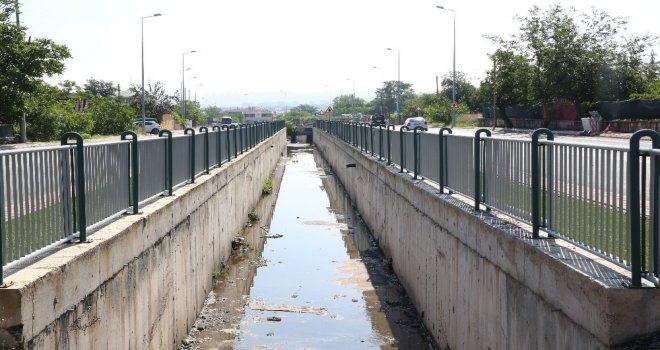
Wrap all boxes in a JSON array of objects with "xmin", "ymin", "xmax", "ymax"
[{"xmin": 595, "ymin": 100, "xmax": 660, "ymax": 120}]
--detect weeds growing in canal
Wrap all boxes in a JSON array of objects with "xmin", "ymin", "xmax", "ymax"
[
  {"xmin": 262, "ymin": 176, "xmax": 273, "ymax": 195},
  {"xmin": 212, "ymin": 263, "xmax": 226, "ymax": 280},
  {"xmin": 247, "ymin": 212, "xmax": 260, "ymax": 225}
]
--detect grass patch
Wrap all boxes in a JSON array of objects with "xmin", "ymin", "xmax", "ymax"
[
  {"xmin": 262, "ymin": 176, "xmax": 273, "ymax": 195},
  {"xmin": 212, "ymin": 263, "xmax": 226, "ymax": 279},
  {"xmin": 247, "ymin": 212, "xmax": 259, "ymax": 224}
]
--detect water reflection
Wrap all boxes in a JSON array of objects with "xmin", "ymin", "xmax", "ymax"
[{"xmin": 183, "ymin": 146, "xmax": 432, "ymax": 350}]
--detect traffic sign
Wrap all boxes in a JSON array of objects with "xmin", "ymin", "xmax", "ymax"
[{"xmin": 450, "ymin": 102, "xmax": 458, "ymax": 109}]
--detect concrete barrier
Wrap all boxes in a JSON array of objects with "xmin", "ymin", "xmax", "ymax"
[
  {"xmin": 0, "ymin": 130, "xmax": 287, "ymax": 349},
  {"xmin": 314, "ymin": 129, "xmax": 660, "ymax": 349}
]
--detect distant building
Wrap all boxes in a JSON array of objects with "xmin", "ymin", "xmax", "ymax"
[
  {"xmin": 224, "ymin": 107, "xmax": 275, "ymax": 123},
  {"xmin": 119, "ymin": 89, "xmax": 135, "ymax": 105}
]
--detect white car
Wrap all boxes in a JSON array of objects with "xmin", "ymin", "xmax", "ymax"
[
  {"xmin": 403, "ymin": 117, "xmax": 427, "ymax": 130},
  {"xmin": 134, "ymin": 120, "xmax": 161, "ymax": 134}
]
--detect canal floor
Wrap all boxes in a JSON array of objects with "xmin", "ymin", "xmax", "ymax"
[{"xmin": 181, "ymin": 146, "xmax": 433, "ymax": 349}]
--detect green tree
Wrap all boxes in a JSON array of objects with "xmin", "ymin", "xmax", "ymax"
[
  {"xmin": 24, "ymin": 83, "xmax": 94, "ymax": 140},
  {"xmin": 88, "ymin": 96, "xmax": 135, "ymax": 135},
  {"xmin": 476, "ymin": 49, "xmax": 536, "ymax": 126},
  {"xmin": 490, "ymin": 4, "xmax": 658, "ymax": 105},
  {"xmin": 179, "ymin": 100, "xmax": 206, "ymax": 126},
  {"xmin": 0, "ymin": 1, "xmax": 71, "ymax": 124},
  {"xmin": 332, "ymin": 95, "xmax": 368, "ymax": 116},
  {"xmin": 84, "ymin": 79, "xmax": 117, "ymax": 97},
  {"xmin": 128, "ymin": 82, "xmax": 175, "ymax": 122},
  {"xmin": 440, "ymin": 72, "xmax": 479, "ymax": 111},
  {"xmin": 292, "ymin": 104, "xmax": 318, "ymax": 115},
  {"xmin": 630, "ymin": 80, "xmax": 660, "ymax": 100},
  {"xmin": 402, "ymin": 93, "xmax": 460, "ymax": 125},
  {"xmin": 373, "ymin": 81, "xmax": 415, "ymax": 120},
  {"xmin": 203, "ymin": 106, "xmax": 223, "ymax": 124}
]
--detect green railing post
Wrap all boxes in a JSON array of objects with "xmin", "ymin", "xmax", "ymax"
[
  {"xmin": 61, "ymin": 132, "xmax": 89, "ymax": 243},
  {"xmin": 413, "ymin": 126, "xmax": 425, "ymax": 179},
  {"xmin": 199, "ymin": 127, "xmax": 210, "ymax": 174},
  {"xmin": 369, "ymin": 124, "xmax": 375, "ymax": 156},
  {"xmin": 439, "ymin": 127, "xmax": 452, "ymax": 194},
  {"xmin": 231, "ymin": 125, "xmax": 238, "ymax": 158},
  {"xmin": 239, "ymin": 124, "xmax": 245, "ymax": 154},
  {"xmin": 387, "ymin": 125, "xmax": 396, "ymax": 165},
  {"xmin": 473, "ymin": 129, "xmax": 491, "ymax": 211},
  {"xmin": 158, "ymin": 130, "xmax": 173, "ymax": 196},
  {"xmin": 184, "ymin": 128, "xmax": 195, "ymax": 183},
  {"xmin": 212, "ymin": 126, "xmax": 222, "ymax": 167},
  {"xmin": 531, "ymin": 128, "xmax": 554, "ymax": 238},
  {"xmin": 120, "ymin": 131, "xmax": 139, "ymax": 214},
  {"xmin": 399, "ymin": 126, "xmax": 410, "ymax": 172},
  {"xmin": 378, "ymin": 125, "xmax": 384, "ymax": 161},
  {"xmin": 247, "ymin": 124, "xmax": 251, "ymax": 148},
  {"xmin": 628, "ymin": 130, "xmax": 660, "ymax": 287},
  {"xmin": 222, "ymin": 125, "xmax": 232, "ymax": 161},
  {"xmin": 0, "ymin": 154, "xmax": 5, "ymax": 287}
]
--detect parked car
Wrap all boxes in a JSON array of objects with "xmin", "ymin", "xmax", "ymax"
[
  {"xmin": 134, "ymin": 117, "xmax": 158, "ymax": 124},
  {"xmin": 134, "ymin": 120, "xmax": 161, "ymax": 134},
  {"xmin": 403, "ymin": 117, "xmax": 427, "ymax": 130},
  {"xmin": 371, "ymin": 114, "xmax": 387, "ymax": 126}
]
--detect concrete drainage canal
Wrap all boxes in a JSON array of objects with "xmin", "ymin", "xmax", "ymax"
[{"xmin": 181, "ymin": 144, "xmax": 435, "ymax": 349}]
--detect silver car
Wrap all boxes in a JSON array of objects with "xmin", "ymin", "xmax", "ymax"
[
  {"xmin": 134, "ymin": 120, "xmax": 161, "ymax": 134},
  {"xmin": 403, "ymin": 117, "xmax": 427, "ymax": 130}
]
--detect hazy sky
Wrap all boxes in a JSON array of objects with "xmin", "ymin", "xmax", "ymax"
[{"xmin": 20, "ymin": 0, "xmax": 660, "ymax": 107}]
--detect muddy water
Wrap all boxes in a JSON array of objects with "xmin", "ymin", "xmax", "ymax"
[{"xmin": 182, "ymin": 146, "xmax": 433, "ymax": 350}]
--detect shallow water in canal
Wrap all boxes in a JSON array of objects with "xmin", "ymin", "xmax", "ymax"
[{"xmin": 182, "ymin": 146, "xmax": 433, "ymax": 350}]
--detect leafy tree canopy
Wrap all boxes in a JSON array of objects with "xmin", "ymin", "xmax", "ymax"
[
  {"xmin": 84, "ymin": 78, "xmax": 117, "ymax": 97},
  {"xmin": 0, "ymin": 0, "xmax": 71, "ymax": 124},
  {"xmin": 332, "ymin": 95, "xmax": 368, "ymax": 116},
  {"xmin": 488, "ymin": 4, "xmax": 658, "ymax": 104},
  {"xmin": 128, "ymin": 82, "xmax": 176, "ymax": 122}
]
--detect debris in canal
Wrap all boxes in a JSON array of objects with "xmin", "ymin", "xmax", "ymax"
[
  {"xmin": 231, "ymin": 236, "xmax": 246, "ymax": 250},
  {"xmin": 266, "ymin": 316, "xmax": 281, "ymax": 322},
  {"xmin": 248, "ymin": 300, "xmax": 327, "ymax": 315},
  {"xmin": 260, "ymin": 233, "xmax": 283, "ymax": 239}
]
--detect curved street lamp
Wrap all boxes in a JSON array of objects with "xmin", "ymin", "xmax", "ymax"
[
  {"xmin": 346, "ymin": 78, "xmax": 356, "ymax": 117},
  {"xmin": 386, "ymin": 48, "xmax": 401, "ymax": 123},
  {"xmin": 141, "ymin": 13, "xmax": 162, "ymax": 127},
  {"xmin": 181, "ymin": 50, "xmax": 196, "ymax": 119},
  {"xmin": 436, "ymin": 5, "xmax": 456, "ymax": 128}
]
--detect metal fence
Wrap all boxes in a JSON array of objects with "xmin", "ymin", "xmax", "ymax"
[
  {"xmin": 315, "ymin": 121, "xmax": 660, "ymax": 287},
  {"xmin": 0, "ymin": 121, "xmax": 284, "ymax": 286}
]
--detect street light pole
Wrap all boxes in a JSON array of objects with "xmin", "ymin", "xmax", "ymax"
[
  {"xmin": 181, "ymin": 50, "xmax": 196, "ymax": 119},
  {"xmin": 347, "ymin": 78, "xmax": 355, "ymax": 117},
  {"xmin": 437, "ymin": 5, "xmax": 456, "ymax": 128},
  {"xmin": 141, "ymin": 13, "xmax": 161, "ymax": 127},
  {"xmin": 386, "ymin": 48, "xmax": 400, "ymax": 123}
]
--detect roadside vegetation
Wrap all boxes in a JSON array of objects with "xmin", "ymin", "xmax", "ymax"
[{"xmin": 2, "ymin": 1, "xmax": 659, "ymax": 140}]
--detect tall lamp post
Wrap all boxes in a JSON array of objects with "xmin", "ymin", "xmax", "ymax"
[
  {"xmin": 181, "ymin": 50, "xmax": 196, "ymax": 119},
  {"xmin": 436, "ymin": 5, "xmax": 456, "ymax": 128},
  {"xmin": 141, "ymin": 13, "xmax": 162, "ymax": 127},
  {"xmin": 386, "ymin": 48, "xmax": 400, "ymax": 123},
  {"xmin": 346, "ymin": 78, "xmax": 356, "ymax": 117}
]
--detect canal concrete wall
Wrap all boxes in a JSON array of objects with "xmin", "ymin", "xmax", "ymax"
[
  {"xmin": 314, "ymin": 129, "xmax": 660, "ymax": 349},
  {"xmin": 0, "ymin": 130, "xmax": 287, "ymax": 349}
]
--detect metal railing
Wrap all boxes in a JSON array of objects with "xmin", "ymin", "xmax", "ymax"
[
  {"xmin": 0, "ymin": 121, "xmax": 284, "ymax": 286},
  {"xmin": 315, "ymin": 121, "xmax": 660, "ymax": 287}
]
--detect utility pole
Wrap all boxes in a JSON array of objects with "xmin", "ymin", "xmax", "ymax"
[
  {"xmin": 492, "ymin": 58, "xmax": 497, "ymax": 130},
  {"xmin": 15, "ymin": 1, "xmax": 27, "ymax": 143}
]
